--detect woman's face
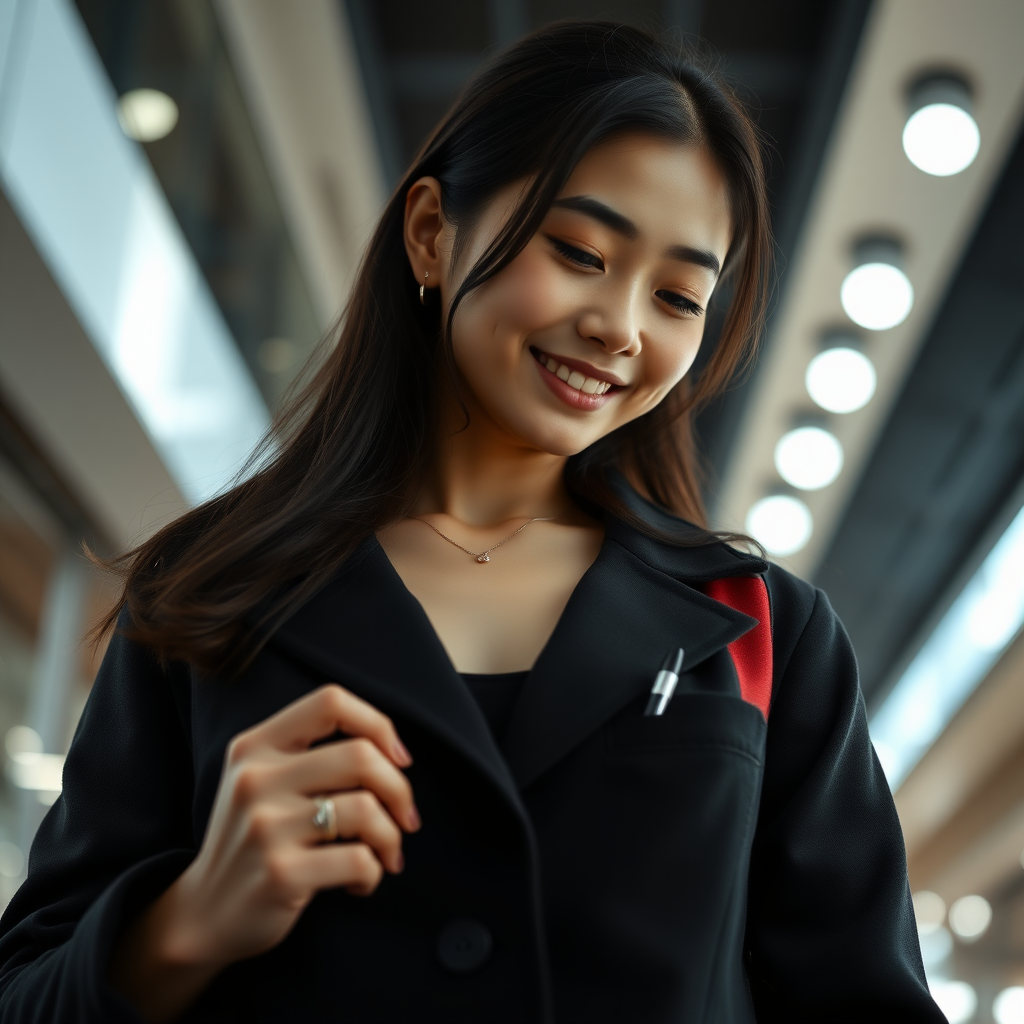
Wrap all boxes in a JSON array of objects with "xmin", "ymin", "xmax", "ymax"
[{"xmin": 431, "ymin": 134, "xmax": 733, "ymax": 456}]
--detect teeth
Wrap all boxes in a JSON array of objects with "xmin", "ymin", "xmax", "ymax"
[{"xmin": 540, "ymin": 353, "xmax": 614, "ymax": 396}]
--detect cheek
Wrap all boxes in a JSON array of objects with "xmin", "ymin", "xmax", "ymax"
[
  {"xmin": 455, "ymin": 248, "xmax": 573, "ymax": 350},
  {"xmin": 640, "ymin": 326, "xmax": 705, "ymax": 398}
]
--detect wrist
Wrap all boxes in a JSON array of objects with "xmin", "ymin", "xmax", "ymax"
[
  {"xmin": 147, "ymin": 871, "xmax": 225, "ymax": 973},
  {"xmin": 110, "ymin": 874, "xmax": 225, "ymax": 1024}
]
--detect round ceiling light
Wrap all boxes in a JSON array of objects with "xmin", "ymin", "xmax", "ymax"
[
  {"xmin": 117, "ymin": 88, "xmax": 179, "ymax": 142},
  {"xmin": 948, "ymin": 894, "xmax": 992, "ymax": 941},
  {"xmin": 806, "ymin": 336, "xmax": 876, "ymax": 414},
  {"xmin": 903, "ymin": 74, "xmax": 980, "ymax": 177},
  {"xmin": 841, "ymin": 238, "xmax": 914, "ymax": 331},
  {"xmin": 912, "ymin": 890, "xmax": 946, "ymax": 936},
  {"xmin": 774, "ymin": 425, "xmax": 844, "ymax": 491},
  {"xmin": 994, "ymin": 987, "xmax": 1024, "ymax": 1024},
  {"xmin": 745, "ymin": 495, "xmax": 813, "ymax": 557},
  {"xmin": 929, "ymin": 980, "xmax": 977, "ymax": 1024}
]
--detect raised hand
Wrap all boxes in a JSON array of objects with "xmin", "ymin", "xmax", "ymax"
[{"xmin": 111, "ymin": 684, "xmax": 419, "ymax": 1023}]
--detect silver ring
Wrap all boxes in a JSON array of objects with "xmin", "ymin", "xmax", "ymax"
[{"xmin": 312, "ymin": 796, "xmax": 337, "ymax": 841}]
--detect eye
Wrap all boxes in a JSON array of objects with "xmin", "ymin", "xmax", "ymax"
[
  {"xmin": 546, "ymin": 236, "xmax": 604, "ymax": 271},
  {"xmin": 656, "ymin": 290, "xmax": 705, "ymax": 318}
]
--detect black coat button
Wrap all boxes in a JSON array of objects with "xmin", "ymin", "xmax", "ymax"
[{"xmin": 436, "ymin": 919, "xmax": 492, "ymax": 973}]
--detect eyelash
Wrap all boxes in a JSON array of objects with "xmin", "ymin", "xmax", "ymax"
[
  {"xmin": 656, "ymin": 291, "xmax": 704, "ymax": 318},
  {"xmin": 545, "ymin": 236, "xmax": 705, "ymax": 319},
  {"xmin": 547, "ymin": 236, "xmax": 603, "ymax": 270}
]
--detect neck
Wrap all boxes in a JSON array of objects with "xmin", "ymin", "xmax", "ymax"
[{"xmin": 415, "ymin": 394, "xmax": 574, "ymax": 526}]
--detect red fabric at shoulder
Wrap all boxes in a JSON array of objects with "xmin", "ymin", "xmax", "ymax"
[{"xmin": 705, "ymin": 577, "xmax": 773, "ymax": 720}]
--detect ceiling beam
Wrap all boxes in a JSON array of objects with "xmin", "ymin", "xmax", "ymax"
[{"xmin": 215, "ymin": 0, "xmax": 386, "ymax": 326}]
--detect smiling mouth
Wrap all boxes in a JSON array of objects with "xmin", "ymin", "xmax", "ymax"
[{"xmin": 530, "ymin": 348, "xmax": 619, "ymax": 395}]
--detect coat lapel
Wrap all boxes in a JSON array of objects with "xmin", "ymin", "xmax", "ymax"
[
  {"xmin": 266, "ymin": 488, "xmax": 768, "ymax": 800},
  {"xmin": 267, "ymin": 537, "xmax": 523, "ymax": 814},
  {"xmin": 502, "ymin": 535, "xmax": 760, "ymax": 790}
]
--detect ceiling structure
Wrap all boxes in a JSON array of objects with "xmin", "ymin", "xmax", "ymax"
[
  {"xmin": 820, "ymin": 121, "xmax": 1024, "ymax": 707},
  {"xmin": 710, "ymin": 0, "xmax": 1024, "ymax": 705}
]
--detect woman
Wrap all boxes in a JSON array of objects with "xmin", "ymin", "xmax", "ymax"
[{"xmin": 0, "ymin": 21, "xmax": 941, "ymax": 1024}]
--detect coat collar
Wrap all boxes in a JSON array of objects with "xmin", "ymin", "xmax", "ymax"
[
  {"xmin": 268, "ymin": 495, "xmax": 765, "ymax": 797},
  {"xmin": 267, "ymin": 537, "xmax": 524, "ymax": 812}
]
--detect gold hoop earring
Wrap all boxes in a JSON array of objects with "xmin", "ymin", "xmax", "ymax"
[{"xmin": 419, "ymin": 271, "xmax": 428, "ymax": 305}]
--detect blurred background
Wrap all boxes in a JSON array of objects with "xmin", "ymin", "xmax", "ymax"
[{"xmin": 0, "ymin": 0, "xmax": 1023, "ymax": 1019}]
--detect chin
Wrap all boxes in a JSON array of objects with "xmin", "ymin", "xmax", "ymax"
[{"xmin": 513, "ymin": 418, "xmax": 604, "ymax": 458}]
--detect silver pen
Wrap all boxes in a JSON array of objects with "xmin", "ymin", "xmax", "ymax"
[{"xmin": 644, "ymin": 648, "xmax": 685, "ymax": 716}]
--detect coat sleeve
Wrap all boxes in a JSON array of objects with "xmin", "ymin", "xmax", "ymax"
[
  {"xmin": 0, "ymin": 621, "xmax": 198, "ymax": 1023},
  {"xmin": 745, "ymin": 570, "xmax": 945, "ymax": 1023}
]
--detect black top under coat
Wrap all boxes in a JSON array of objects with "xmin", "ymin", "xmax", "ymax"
[
  {"xmin": 461, "ymin": 672, "xmax": 528, "ymax": 740},
  {"xmin": 0, "ymin": 484, "xmax": 943, "ymax": 1023}
]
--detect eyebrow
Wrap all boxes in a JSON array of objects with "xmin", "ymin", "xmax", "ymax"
[{"xmin": 550, "ymin": 194, "xmax": 722, "ymax": 278}]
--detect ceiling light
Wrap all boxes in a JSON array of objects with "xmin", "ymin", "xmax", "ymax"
[
  {"xmin": 948, "ymin": 894, "xmax": 991, "ymax": 941},
  {"xmin": 903, "ymin": 74, "xmax": 980, "ymax": 176},
  {"xmin": 806, "ymin": 335, "xmax": 876, "ymax": 413},
  {"xmin": 0, "ymin": 841, "xmax": 23, "ymax": 879},
  {"xmin": 994, "ymin": 987, "xmax": 1024, "ymax": 1024},
  {"xmin": 929, "ymin": 980, "xmax": 977, "ymax": 1024},
  {"xmin": 774, "ymin": 425, "xmax": 844, "ymax": 491},
  {"xmin": 841, "ymin": 238, "xmax": 914, "ymax": 331},
  {"xmin": 912, "ymin": 891, "xmax": 946, "ymax": 936},
  {"xmin": 745, "ymin": 495, "xmax": 813, "ymax": 557},
  {"xmin": 117, "ymin": 88, "xmax": 179, "ymax": 142}
]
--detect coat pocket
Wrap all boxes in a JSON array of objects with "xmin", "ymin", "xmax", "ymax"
[{"xmin": 604, "ymin": 691, "xmax": 766, "ymax": 767}]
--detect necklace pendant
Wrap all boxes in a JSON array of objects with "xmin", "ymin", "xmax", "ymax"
[{"xmin": 476, "ymin": 553, "xmax": 490, "ymax": 563}]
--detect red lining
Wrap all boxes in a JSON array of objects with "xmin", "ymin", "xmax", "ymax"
[{"xmin": 706, "ymin": 577, "xmax": 773, "ymax": 719}]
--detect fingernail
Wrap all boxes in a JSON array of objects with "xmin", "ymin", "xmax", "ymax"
[
  {"xmin": 407, "ymin": 805, "xmax": 421, "ymax": 831},
  {"xmin": 393, "ymin": 739, "xmax": 413, "ymax": 766}
]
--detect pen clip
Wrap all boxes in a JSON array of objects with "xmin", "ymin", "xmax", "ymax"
[{"xmin": 644, "ymin": 648, "xmax": 684, "ymax": 716}]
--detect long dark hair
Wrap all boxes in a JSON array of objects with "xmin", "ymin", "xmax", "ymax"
[{"xmin": 94, "ymin": 21, "xmax": 772, "ymax": 675}]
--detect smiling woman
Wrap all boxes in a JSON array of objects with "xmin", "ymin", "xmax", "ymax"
[{"xmin": 0, "ymin": 20, "xmax": 942, "ymax": 1024}]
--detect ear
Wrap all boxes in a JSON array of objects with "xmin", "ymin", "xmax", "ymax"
[{"xmin": 403, "ymin": 177, "xmax": 446, "ymax": 295}]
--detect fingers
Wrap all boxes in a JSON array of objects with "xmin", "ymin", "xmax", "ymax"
[
  {"xmin": 290, "ymin": 843, "xmax": 386, "ymax": 897},
  {"xmin": 242, "ymin": 684, "xmax": 413, "ymax": 768},
  {"xmin": 310, "ymin": 791, "xmax": 404, "ymax": 875},
  {"xmin": 283, "ymin": 739, "xmax": 420, "ymax": 834}
]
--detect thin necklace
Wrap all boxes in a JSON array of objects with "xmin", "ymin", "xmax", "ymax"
[{"xmin": 412, "ymin": 516, "xmax": 557, "ymax": 563}]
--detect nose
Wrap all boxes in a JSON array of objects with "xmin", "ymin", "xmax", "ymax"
[{"xmin": 575, "ymin": 280, "xmax": 644, "ymax": 357}]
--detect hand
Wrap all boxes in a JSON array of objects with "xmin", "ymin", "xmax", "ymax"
[{"xmin": 111, "ymin": 684, "xmax": 419, "ymax": 1022}]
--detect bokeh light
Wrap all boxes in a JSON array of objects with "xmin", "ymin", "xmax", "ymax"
[
  {"xmin": 929, "ymin": 980, "xmax": 977, "ymax": 1024},
  {"xmin": 117, "ymin": 88, "xmax": 179, "ymax": 142},
  {"xmin": 841, "ymin": 262, "xmax": 913, "ymax": 331},
  {"xmin": 994, "ymin": 987, "xmax": 1024, "ymax": 1024},
  {"xmin": 903, "ymin": 76, "xmax": 979, "ymax": 176},
  {"xmin": 745, "ymin": 495, "xmax": 813, "ymax": 557},
  {"xmin": 806, "ymin": 346, "xmax": 876, "ymax": 414},
  {"xmin": 913, "ymin": 891, "xmax": 946, "ymax": 936},
  {"xmin": 948, "ymin": 894, "xmax": 991, "ymax": 941},
  {"xmin": 774, "ymin": 426, "xmax": 844, "ymax": 491}
]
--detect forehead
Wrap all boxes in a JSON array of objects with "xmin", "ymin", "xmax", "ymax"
[{"xmin": 557, "ymin": 134, "xmax": 733, "ymax": 257}]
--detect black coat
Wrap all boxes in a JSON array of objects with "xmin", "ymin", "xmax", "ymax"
[{"xmin": 0, "ymin": 493, "xmax": 942, "ymax": 1023}]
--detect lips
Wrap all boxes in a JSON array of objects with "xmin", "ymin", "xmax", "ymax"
[
  {"xmin": 530, "ymin": 348, "xmax": 625, "ymax": 395},
  {"xmin": 530, "ymin": 347, "xmax": 624, "ymax": 410}
]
